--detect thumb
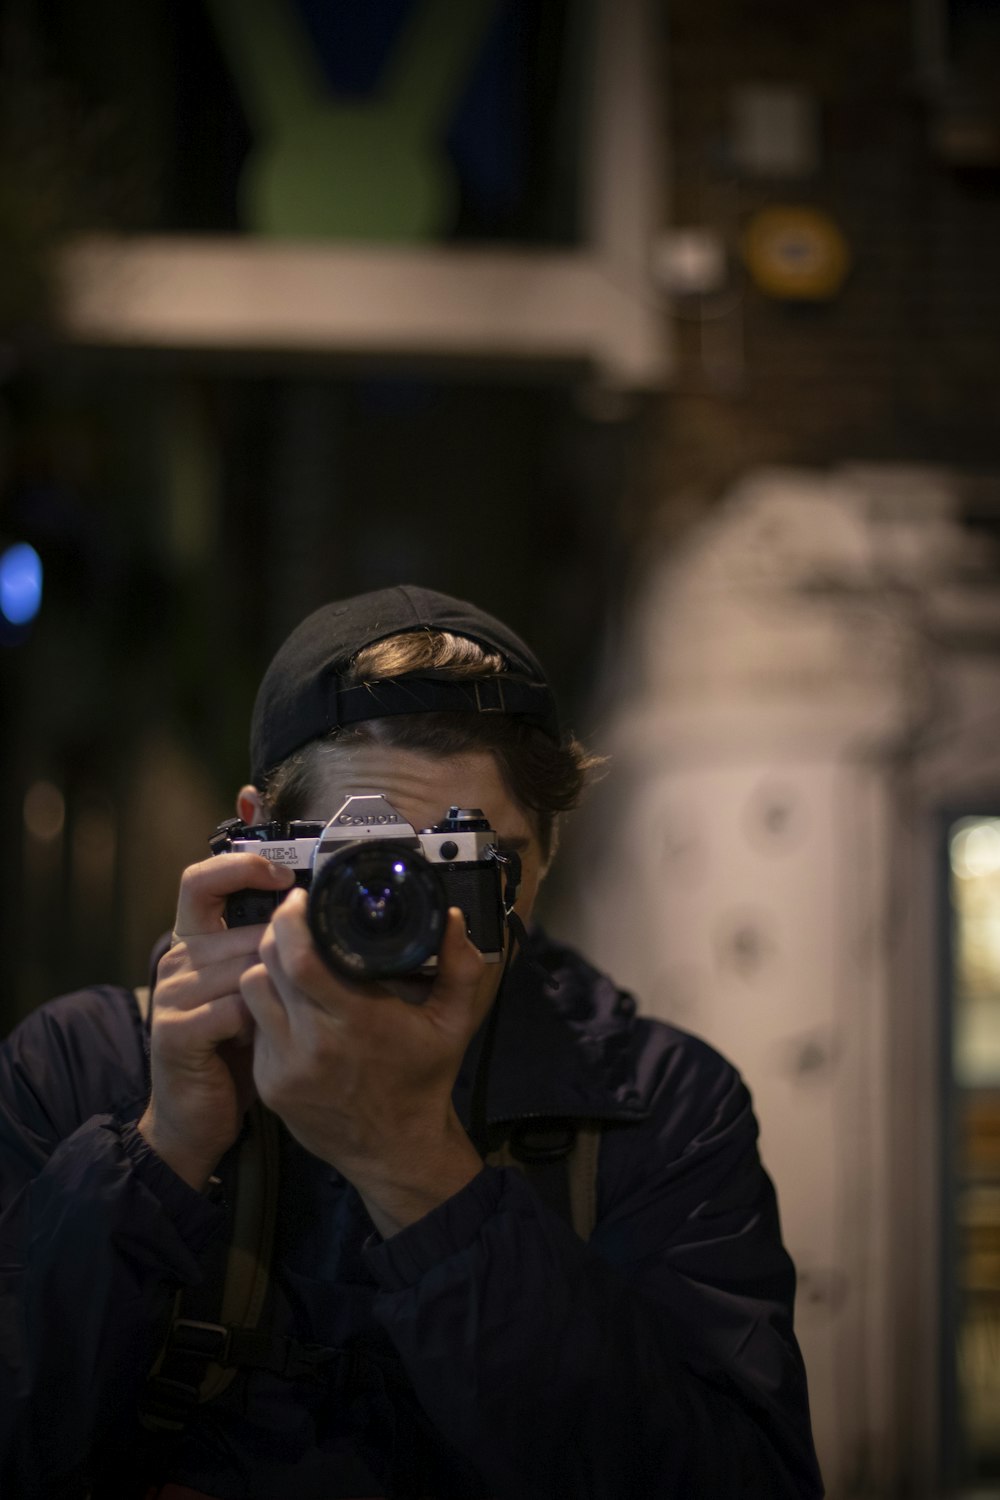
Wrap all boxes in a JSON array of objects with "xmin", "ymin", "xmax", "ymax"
[{"xmin": 430, "ymin": 907, "xmax": 486, "ymax": 1007}]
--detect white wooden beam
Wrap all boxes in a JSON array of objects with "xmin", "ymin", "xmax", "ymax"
[{"xmin": 56, "ymin": 237, "xmax": 670, "ymax": 387}]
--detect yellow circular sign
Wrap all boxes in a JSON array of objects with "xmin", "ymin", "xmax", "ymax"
[{"xmin": 743, "ymin": 207, "xmax": 851, "ymax": 300}]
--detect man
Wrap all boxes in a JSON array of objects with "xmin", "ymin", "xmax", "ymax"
[{"xmin": 0, "ymin": 584, "xmax": 824, "ymax": 1499}]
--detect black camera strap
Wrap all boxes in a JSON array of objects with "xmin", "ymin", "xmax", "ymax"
[
  {"xmin": 469, "ymin": 847, "xmax": 557, "ymax": 1156},
  {"xmin": 469, "ymin": 942, "xmax": 513, "ymax": 1157},
  {"xmin": 470, "ymin": 850, "xmax": 520, "ymax": 1154}
]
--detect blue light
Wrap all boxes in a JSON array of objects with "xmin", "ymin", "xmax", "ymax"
[{"xmin": 0, "ymin": 544, "xmax": 43, "ymax": 626}]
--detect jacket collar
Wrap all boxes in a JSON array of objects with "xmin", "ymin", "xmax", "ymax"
[{"xmin": 452, "ymin": 928, "xmax": 650, "ymax": 1131}]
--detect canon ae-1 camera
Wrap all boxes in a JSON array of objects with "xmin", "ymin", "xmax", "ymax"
[{"xmin": 210, "ymin": 794, "xmax": 518, "ymax": 981}]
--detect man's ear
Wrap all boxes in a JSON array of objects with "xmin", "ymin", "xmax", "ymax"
[
  {"xmin": 542, "ymin": 816, "xmax": 560, "ymax": 875},
  {"xmin": 237, "ymin": 784, "xmax": 268, "ymax": 824}
]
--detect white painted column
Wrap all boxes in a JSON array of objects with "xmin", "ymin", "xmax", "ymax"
[{"xmin": 555, "ymin": 465, "xmax": 1000, "ymax": 1495}]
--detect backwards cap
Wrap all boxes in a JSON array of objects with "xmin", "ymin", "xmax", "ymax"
[{"xmin": 249, "ymin": 584, "xmax": 561, "ymax": 786}]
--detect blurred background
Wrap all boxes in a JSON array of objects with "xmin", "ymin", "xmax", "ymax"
[{"xmin": 0, "ymin": 0, "xmax": 999, "ymax": 1493}]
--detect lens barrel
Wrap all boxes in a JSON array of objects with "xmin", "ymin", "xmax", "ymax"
[{"xmin": 306, "ymin": 841, "xmax": 447, "ymax": 979}]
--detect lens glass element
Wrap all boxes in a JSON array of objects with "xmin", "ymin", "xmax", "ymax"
[{"xmin": 351, "ymin": 880, "xmax": 404, "ymax": 934}]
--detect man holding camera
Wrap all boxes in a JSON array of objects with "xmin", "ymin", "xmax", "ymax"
[{"xmin": 0, "ymin": 585, "xmax": 823, "ymax": 1498}]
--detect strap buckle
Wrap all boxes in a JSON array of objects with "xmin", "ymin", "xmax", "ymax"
[
  {"xmin": 169, "ymin": 1318, "xmax": 232, "ymax": 1363},
  {"xmin": 509, "ymin": 1122, "xmax": 577, "ymax": 1163},
  {"xmin": 474, "ymin": 679, "xmax": 507, "ymax": 714}
]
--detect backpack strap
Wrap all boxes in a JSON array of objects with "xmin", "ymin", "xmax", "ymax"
[
  {"xmin": 140, "ymin": 1111, "xmax": 603, "ymax": 1432},
  {"xmin": 567, "ymin": 1124, "xmax": 601, "ymax": 1241},
  {"xmin": 486, "ymin": 1120, "xmax": 602, "ymax": 1242},
  {"xmin": 141, "ymin": 1101, "xmax": 281, "ymax": 1431}
]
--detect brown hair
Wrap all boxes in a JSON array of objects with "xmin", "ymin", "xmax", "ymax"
[{"xmin": 261, "ymin": 630, "xmax": 603, "ymax": 862}]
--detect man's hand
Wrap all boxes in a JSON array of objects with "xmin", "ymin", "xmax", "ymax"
[
  {"xmin": 137, "ymin": 854, "xmax": 294, "ymax": 1191},
  {"xmin": 240, "ymin": 889, "xmax": 488, "ymax": 1236}
]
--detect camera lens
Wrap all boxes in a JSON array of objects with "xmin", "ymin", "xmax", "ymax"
[{"xmin": 306, "ymin": 842, "xmax": 447, "ymax": 979}]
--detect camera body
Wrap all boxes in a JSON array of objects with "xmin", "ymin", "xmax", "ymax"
[{"xmin": 210, "ymin": 793, "xmax": 507, "ymax": 980}]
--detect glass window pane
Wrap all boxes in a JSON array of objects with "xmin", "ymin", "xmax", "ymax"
[{"xmin": 949, "ymin": 815, "xmax": 1000, "ymax": 1482}]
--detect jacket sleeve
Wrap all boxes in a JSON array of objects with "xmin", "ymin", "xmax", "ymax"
[
  {"xmin": 0, "ymin": 990, "xmax": 225, "ymax": 1499},
  {"xmin": 364, "ymin": 1032, "xmax": 824, "ymax": 1500}
]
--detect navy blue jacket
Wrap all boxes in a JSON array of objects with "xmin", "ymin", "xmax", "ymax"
[{"xmin": 0, "ymin": 931, "xmax": 823, "ymax": 1499}]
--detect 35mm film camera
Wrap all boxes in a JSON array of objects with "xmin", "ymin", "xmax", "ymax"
[{"xmin": 210, "ymin": 794, "xmax": 516, "ymax": 981}]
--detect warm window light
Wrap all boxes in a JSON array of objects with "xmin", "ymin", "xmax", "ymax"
[{"xmin": 950, "ymin": 819, "xmax": 1000, "ymax": 880}]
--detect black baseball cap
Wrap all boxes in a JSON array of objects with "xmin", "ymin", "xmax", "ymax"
[{"xmin": 249, "ymin": 584, "xmax": 561, "ymax": 785}]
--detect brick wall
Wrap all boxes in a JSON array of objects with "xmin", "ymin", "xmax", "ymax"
[{"xmin": 640, "ymin": 0, "xmax": 1000, "ymax": 540}]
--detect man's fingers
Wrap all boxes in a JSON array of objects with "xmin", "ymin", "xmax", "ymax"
[
  {"xmin": 263, "ymin": 890, "xmax": 387, "ymax": 1029},
  {"xmin": 155, "ymin": 947, "xmax": 267, "ymax": 1014},
  {"xmin": 155, "ymin": 991, "xmax": 255, "ymax": 1055},
  {"xmin": 159, "ymin": 920, "xmax": 270, "ymax": 975},
  {"xmin": 430, "ymin": 908, "xmax": 487, "ymax": 1004},
  {"xmin": 240, "ymin": 959, "xmax": 293, "ymax": 1047},
  {"xmin": 173, "ymin": 854, "xmax": 294, "ymax": 938},
  {"xmin": 266, "ymin": 889, "xmax": 357, "ymax": 994}
]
